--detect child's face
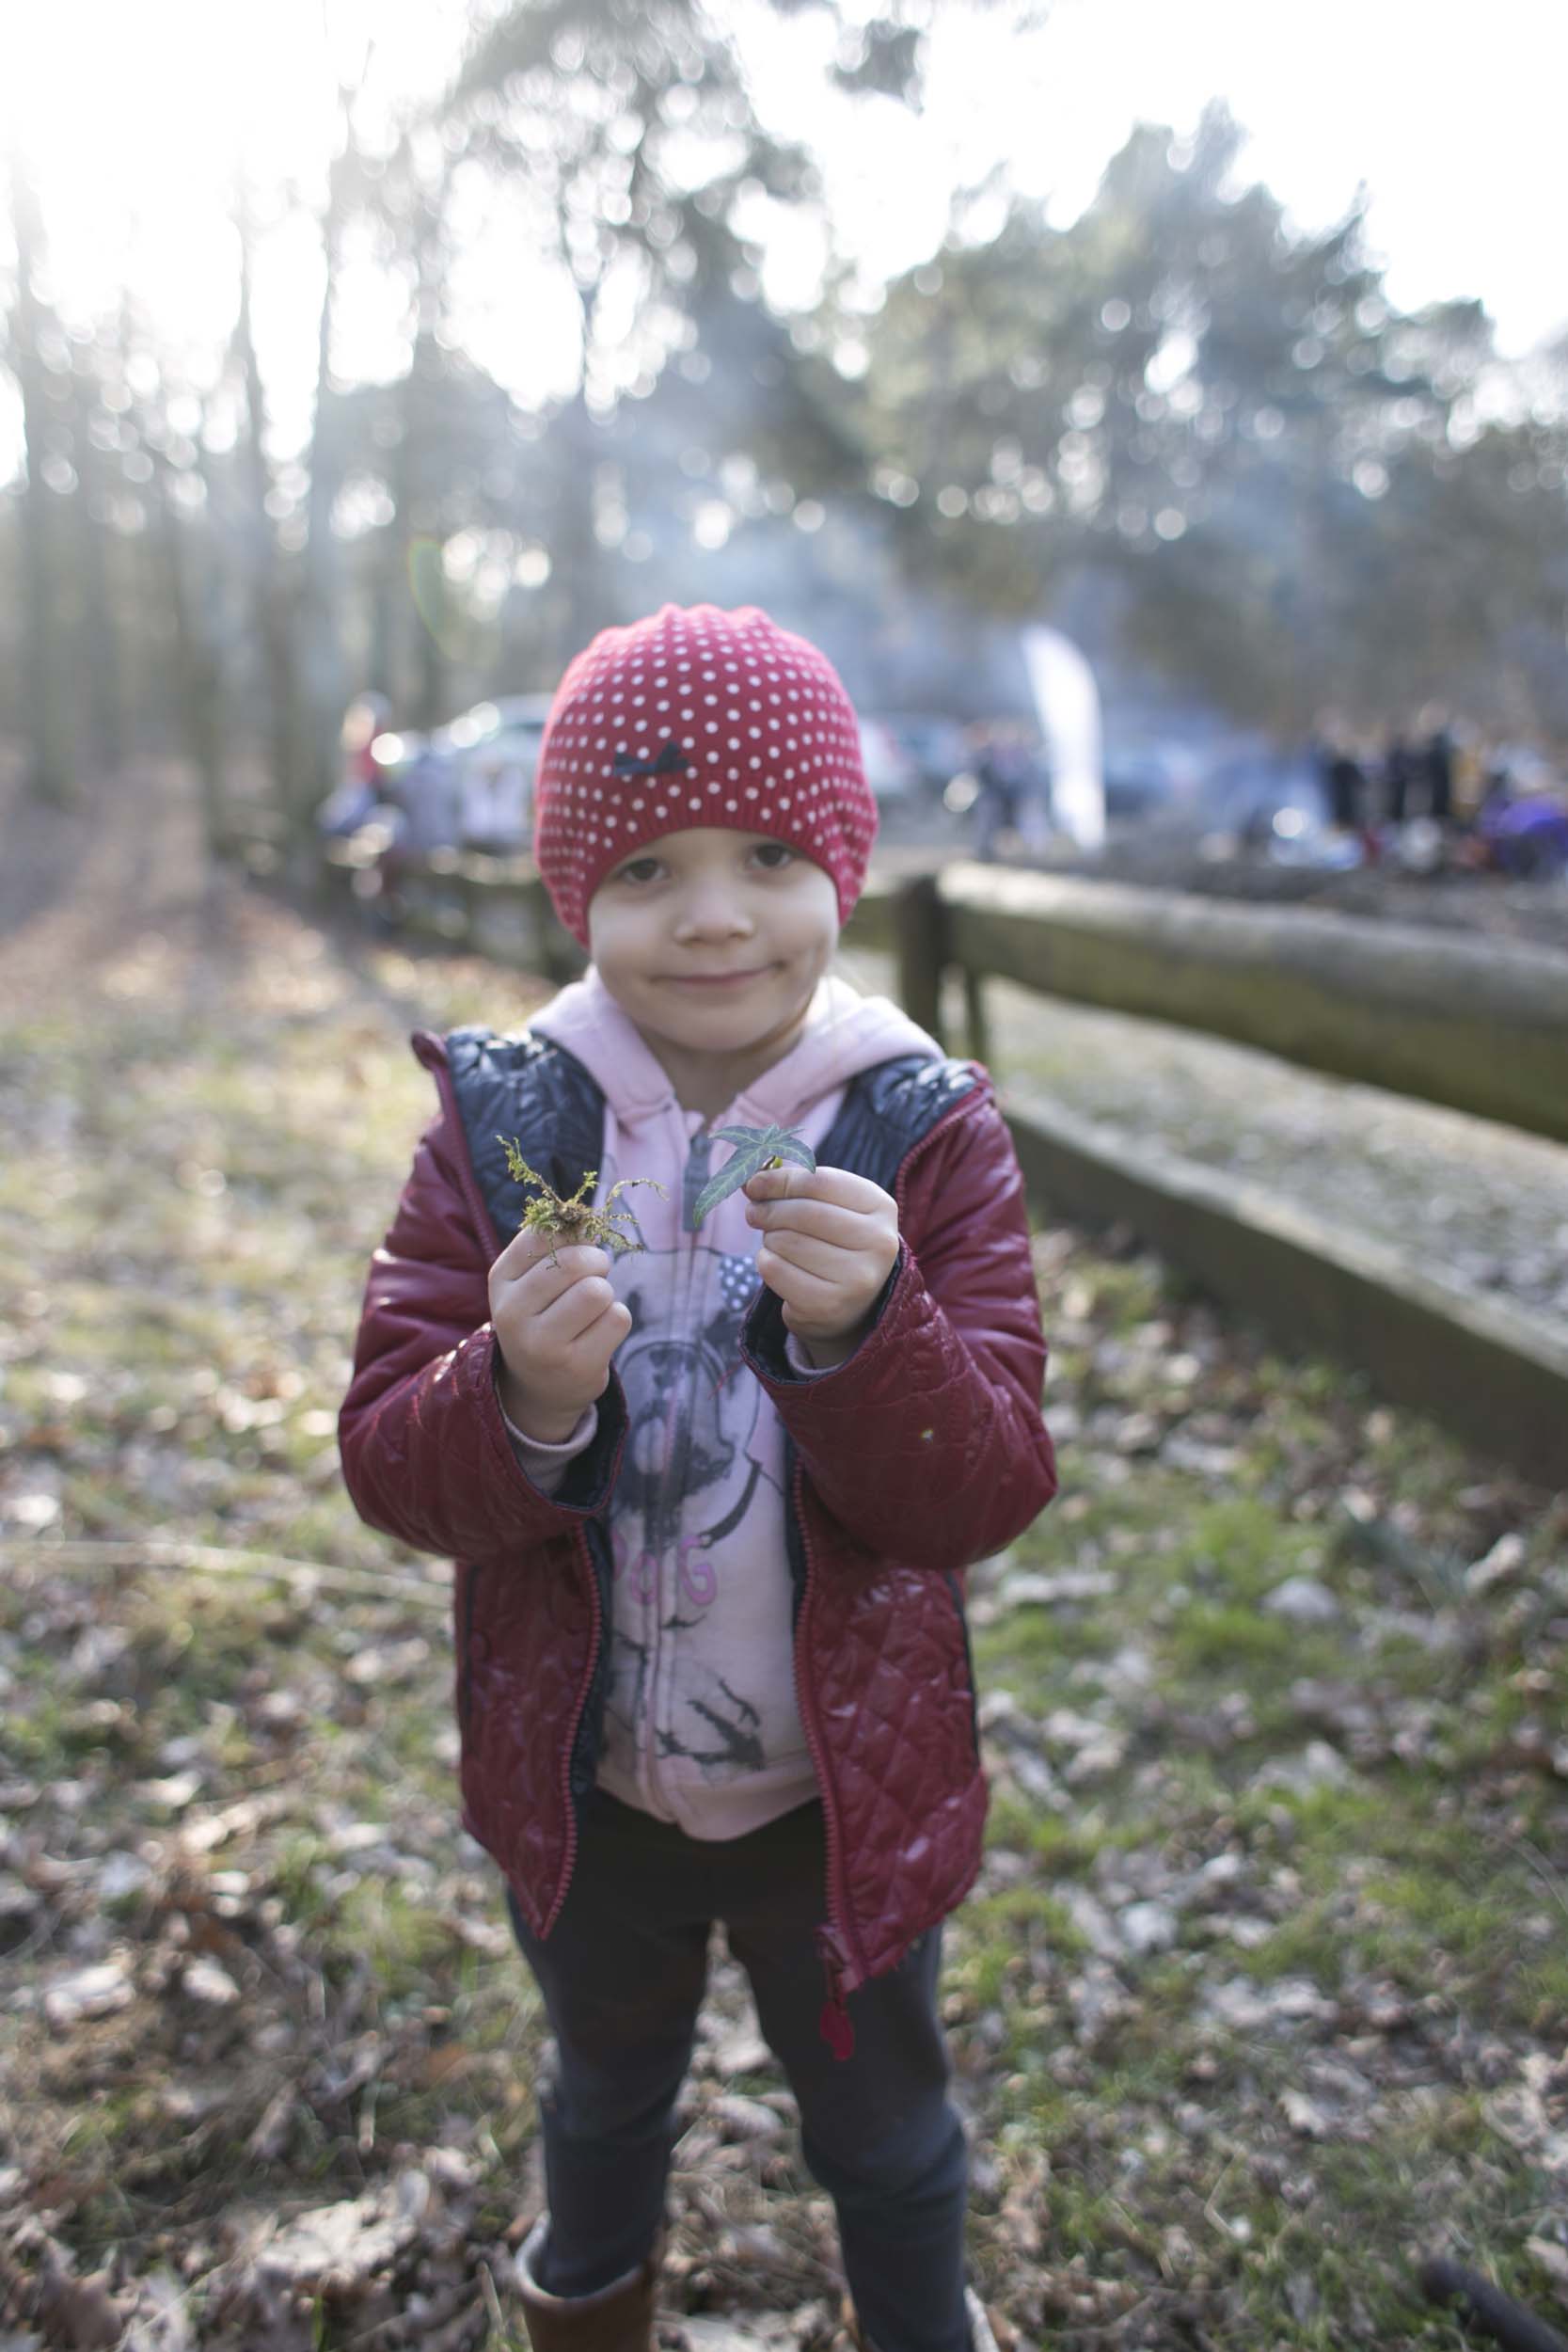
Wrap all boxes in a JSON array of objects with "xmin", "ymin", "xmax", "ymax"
[{"xmin": 586, "ymin": 828, "xmax": 839, "ymax": 1075}]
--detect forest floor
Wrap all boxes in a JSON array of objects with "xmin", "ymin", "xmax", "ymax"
[{"xmin": 1, "ymin": 757, "xmax": 1566, "ymax": 2351}]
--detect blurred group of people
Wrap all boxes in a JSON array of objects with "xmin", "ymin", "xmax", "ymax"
[
  {"xmin": 957, "ymin": 720, "xmax": 1053, "ymax": 860},
  {"xmin": 1313, "ymin": 714, "xmax": 1568, "ymax": 881}
]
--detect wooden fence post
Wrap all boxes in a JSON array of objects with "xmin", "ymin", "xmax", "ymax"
[
  {"xmin": 893, "ymin": 873, "xmax": 948, "ymax": 1045},
  {"xmin": 962, "ymin": 965, "xmax": 992, "ymax": 1069}
]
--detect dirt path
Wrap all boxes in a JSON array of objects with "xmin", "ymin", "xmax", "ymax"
[{"xmin": 0, "ymin": 753, "xmax": 227, "ymax": 1012}]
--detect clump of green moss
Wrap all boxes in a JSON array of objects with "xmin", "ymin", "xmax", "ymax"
[{"xmin": 498, "ymin": 1140, "xmax": 665, "ymax": 1260}]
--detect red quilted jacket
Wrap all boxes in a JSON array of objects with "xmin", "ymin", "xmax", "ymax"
[{"xmin": 340, "ymin": 1028, "xmax": 1056, "ymax": 2039}]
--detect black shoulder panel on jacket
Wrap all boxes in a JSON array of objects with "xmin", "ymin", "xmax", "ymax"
[
  {"xmin": 817, "ymin": 1054, "xmax": 977, "ymax": 1195},
  {"xmin": 443, "ymin": 1027, "xmax": 607, "ymax": 1245}
]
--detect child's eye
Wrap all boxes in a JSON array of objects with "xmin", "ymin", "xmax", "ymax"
[
  {"xmin": 612, "ymin": 856, "xmax": 663, "ymax": 885},
  {"xmin": 750, "ymin": 842, "xmax": 796, "ymax": 870}
]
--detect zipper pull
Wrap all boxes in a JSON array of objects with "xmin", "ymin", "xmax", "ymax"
[{"xmin": 816, "ymin": 1924, "xmax": 856, "ymax": 2061}]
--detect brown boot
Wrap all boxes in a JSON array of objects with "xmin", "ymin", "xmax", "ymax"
[{"xmin": 514, "ymin": 2217, "xmax": 663, "ymax": 2352}]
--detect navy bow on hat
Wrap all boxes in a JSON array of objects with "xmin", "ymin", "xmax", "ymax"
[{"xmin": 611, "ymin": 739, "xmax": 689, "ymax": 780}]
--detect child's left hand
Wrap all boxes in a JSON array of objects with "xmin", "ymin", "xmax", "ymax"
[{"xmin": 743, "ymin": 1165, "xmax": 900, "ymax": 1369}]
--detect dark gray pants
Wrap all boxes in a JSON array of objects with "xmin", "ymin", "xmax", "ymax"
[{"xmin": 505, "ymin": 1787, "xmax": 972, "ymax": 2352}]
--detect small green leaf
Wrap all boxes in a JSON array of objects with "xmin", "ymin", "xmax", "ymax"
[{"xmin": 691, "ymin": 1121, "xmax": 817, "ymax": 1228}]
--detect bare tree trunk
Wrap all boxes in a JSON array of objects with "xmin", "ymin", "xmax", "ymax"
[
  {"xmin": 551, "ymin": 387, "xmax": 612, "ymax": 664},
  {"xmin": 547, "ymin": 283, "xmax": 616, "ymax": 666},
  {"xmin": 230, "ymin": 181, "xmax": 301, "ymax": 853},
  {"xmin": 150, "ymin": 440, "xmax": 227, "ymax": 855},
  {"xmin": 365, "ymin": 501, "xmax": 402, "ymax": 711},
  {"xmin": 293, "ymin": 95, "xmax": 359, "ymax": 874},
  {"xmin": 70, "ymin": 363, "xmax": 126, "ymax": 775},
  {"xmin": 373, "ymin": 141, "xmax": 457, "ymax": 733},
  {"xmin": 7, "ymin": 152, "xmax": 73, "ymax": 806}
]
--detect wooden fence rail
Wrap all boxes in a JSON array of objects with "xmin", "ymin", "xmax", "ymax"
[{"xmin": 899, "ymin": 862, "xmax": 1568, "ymax": 1148}]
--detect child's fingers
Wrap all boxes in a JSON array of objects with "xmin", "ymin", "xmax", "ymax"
[
  {"xmin": 533, "ymin": 1272, "xmax": 623, "ymax": 1346},
  {"xmin": 743, "ymin": 1165, "xmax": 890, "ymax": 1215},
  {"xmin": 494, "ymin": 1225, "xmax": 612, "ymax": 1281},
  {"xmin": 743, "ymin": 1194, "xmax": 875, "ymax": 1247},
  {"xmin": 492, "ymin": 1224, "xmax": 560, "ymax": 1278},
  {"xmin": 563, "ymin": 1297, "xmax": 632, "ymax": 1370},
  {"xmin": 500, "ymin": 1241, "xmax": 612, "ymax": 1302},
  {"xmin": 755, "ymin": 1246, "xmax": 846, "ymax": 1315},
  {"xmin": 755, "ymin": 1229, "xmax": 863, "ymax": 1285}
]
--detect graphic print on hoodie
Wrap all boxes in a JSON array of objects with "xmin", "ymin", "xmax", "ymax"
[{"xmin": 522, "ymin": 966, "xmax": 942, "ymax": 1839}]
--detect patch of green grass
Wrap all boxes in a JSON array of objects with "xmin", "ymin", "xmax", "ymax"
[
  {"xmin": 331, "ymin": 1879, "xmax": 452, "ymax": 2000},
  {"xmin": 1007, "ymin": 1472, "xmax": 1194, "ymax": 1565},
  {"xmin": 6, "ymin": 1689, "xmax": 104, "ymax": 1773},
  {"xmin": 1237, "ymin": 1898, "xmax": 1351, "ymax": 1990},
  {"xmin": 974, "ymin": 1604, "xmax": 1115, "ymax": 1681},
  {"xmin": 1168, "ymin": 1495, "xmax": 1313, "ymax": 1598},
  {"xmin": 1513, "ymin": 1941, "xmax": 1568, "ymax": 2037},
  {"xmin": 1358, "ymin": 1865, "xmax": 1520, "ymax": 1975},
  {"xmin": 966, "ymin": 1883, "xmax": 1088, "ymax": 1959},
  {"xmin": 1070, "ymin": 1256, "xmax": 1168, "ymax": 1336},
  {"xmin": 58, "ymin": 2086, "xmax": 146, "ymax": 2163},
  {"xmin": 1012, "ymin": 1810, "xmax": 1111, "ymax": 1877},
  {"xmin": 1164, "ymin": 1599, "xmax": 1299, "ymax": 1676}
]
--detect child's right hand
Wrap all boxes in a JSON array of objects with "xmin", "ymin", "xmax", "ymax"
[{"xmin": 488, "ymin": 1230, "xmax": 632, "ymax": 1445}]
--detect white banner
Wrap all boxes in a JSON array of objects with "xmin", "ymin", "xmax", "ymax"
[{"xmin": 1021, "ymin": 625, "xmax": 1104, "ymax": 851}]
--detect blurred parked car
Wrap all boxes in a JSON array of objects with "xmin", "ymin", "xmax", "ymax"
[
  {"xmin": 434, "ymin": 692, "xmax": 556, "ymax": 853},
  {"xmin": 376, "ymin": 732, "xmax": 462, "ymax": 855},
  {"xmin": 882, "ymin": 714, "xmax": 969, "ymax": 798},
  {"xmin": 857, "ymin": 718, "xmax": 921, "ymax": 800},
  {"xmin": 1101, "ymin": 748, "xmax": 1182, "ymax": 822}
]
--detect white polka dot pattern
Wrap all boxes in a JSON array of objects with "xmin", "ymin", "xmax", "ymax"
[{"xmin": 532, "ymin": 603, "xmax": 879, "ymax": 944}]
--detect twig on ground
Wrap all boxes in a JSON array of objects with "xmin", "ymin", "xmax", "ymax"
[{"xmin": 0, "ymin": 1538, "xmax": 448, "ymax": 1605}]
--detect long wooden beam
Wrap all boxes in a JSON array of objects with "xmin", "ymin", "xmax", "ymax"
[
  {"xmin": 938, "ymin": 864, "xmax": 1568, "ymax": 1144},
  {"xmin": 1006, "ymin": 1090, "xmax": 1568, "ymax": 1490}
]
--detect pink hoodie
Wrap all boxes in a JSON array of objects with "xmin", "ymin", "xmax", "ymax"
[{"xmin": 502, "ymin": 966, "xmax": 942, "ymax": 1839}]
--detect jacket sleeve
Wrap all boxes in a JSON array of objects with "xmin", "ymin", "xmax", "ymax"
[
  {"xmin": 740, "ymin": 1086, "xmax": 1056, "ymax": 1570},
  {"xmin": 339, "ymin": 1086, "xmax": 626, "ymax": 1561}
]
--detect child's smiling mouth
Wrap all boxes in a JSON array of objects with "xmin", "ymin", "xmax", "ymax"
[{"xmin": 660, "ymin": 968, "xmax": 772, "ymax": 989}]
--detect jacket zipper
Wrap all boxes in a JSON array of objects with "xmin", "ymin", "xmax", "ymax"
[
  {"xmin": 534, "ymin": 1074, "xmax": 980, "ymax": 1968},
  {"xmin": 542, "ymin": 1518, "xmax": 603, "ymax": 1937},
  {"xmin": 789, "ymin": 1458, "xmax": 860, "ymax": 2060},
  {"xmin": 801, "ymin": 1083, "xmax": 983, "ymax": 2054},
  {"xmin": 628, "ymin": 1124, "xmax": 706, "ymax": 1816}
]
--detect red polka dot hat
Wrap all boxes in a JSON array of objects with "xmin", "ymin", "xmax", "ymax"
[{"xmin": 531, "ymin": 603, "xmax": 879, "ymax": 945}]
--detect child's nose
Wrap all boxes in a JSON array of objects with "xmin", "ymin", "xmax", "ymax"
[{"xmin": 673, "ymin": 887, "xmax": 752, "ymax": 940}]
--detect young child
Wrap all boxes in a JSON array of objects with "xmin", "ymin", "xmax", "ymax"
[{"xmin": 340, "ymin": 604, "xmax": 1057, "ymax": 2352}]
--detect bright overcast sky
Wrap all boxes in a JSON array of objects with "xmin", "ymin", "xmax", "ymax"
[
  {"xmin": 1, "ymin": 0, "xmax": 1564, "ymax": 470},
  {"xmin": 740, "ymin": 0, "xmax": 1568, "ymax": 346}
]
